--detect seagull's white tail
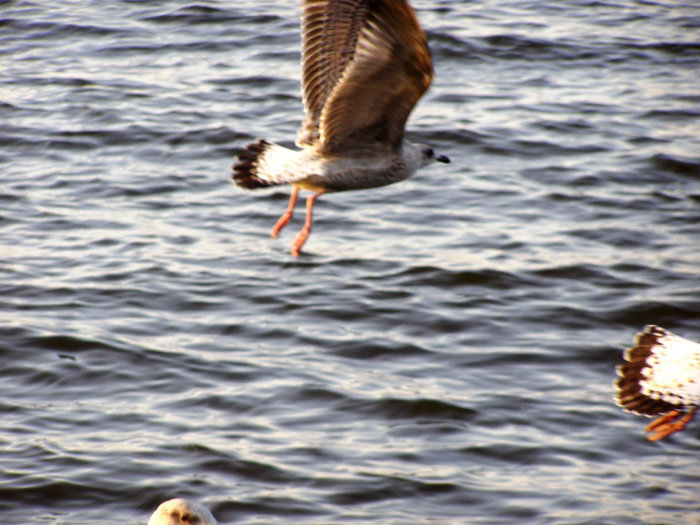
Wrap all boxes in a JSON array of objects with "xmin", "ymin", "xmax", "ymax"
[{"xmin": 232, "ymin": 139, "xmax": 277, "ymax": 189}]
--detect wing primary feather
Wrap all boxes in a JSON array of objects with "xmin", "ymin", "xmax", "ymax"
[{"xmin": 297, "ymin": 0, "xmax": 433, "ymax": 154}]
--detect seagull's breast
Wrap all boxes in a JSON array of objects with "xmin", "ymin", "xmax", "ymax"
[{"xmin": 309, "ymin": 152, "xmax": 417, "ymax": 192}]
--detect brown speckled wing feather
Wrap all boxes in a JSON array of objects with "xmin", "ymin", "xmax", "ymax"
[
  {"xmin": 297, "ymin": 0, "xmax": 433, "ymax": 154},
  {"xmin": 297, "ymin": 0, "xmax": 368, "ymax": 147}
]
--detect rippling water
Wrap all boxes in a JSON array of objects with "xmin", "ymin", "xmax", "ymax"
[{"xmin": 2, "ymin": 1, "xmax": 699, "ymax": 523}]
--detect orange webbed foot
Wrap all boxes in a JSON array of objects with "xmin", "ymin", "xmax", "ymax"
[
  {"xmin": 645, "ymin": 408, "xmax": 697, "ymax": 441},
  {"xmin": 271, "ymin": 211, "xmax": 293, "ymax": 239},
  {"xmin": 289, "ymin": 191, "xmax": 323, "ymax": 257},
  {"xmin": 271, "ymin": 187, "xmax": 299, "ymax": 239},
  {"xmin": 290, "ymin": 226, "xmax": 310, "ymax": 257}
]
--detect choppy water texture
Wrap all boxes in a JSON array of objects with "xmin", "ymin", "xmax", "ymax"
[{"xmin": 1, "ymin": 1, "xmax": 699, "ymax": 523}]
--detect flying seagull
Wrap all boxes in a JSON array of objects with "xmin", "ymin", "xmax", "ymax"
[
  {"xmin": 147, "ymin": 498, "xmax": 217, "ymax": 525},
  {"xmin": 615, "ymin": 325, "xmax": 700, "ymax": 441},
  {"xmin": 232, "ymin": 0, "xmax": 449, "ymax": 256}
]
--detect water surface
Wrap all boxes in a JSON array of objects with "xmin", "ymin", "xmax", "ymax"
[{"xmin": 1, "ymin": 1, "xmax": 699, "ymax": 523}]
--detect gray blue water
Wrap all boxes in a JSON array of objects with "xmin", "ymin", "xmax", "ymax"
[{"xmin": 1, "ymin": 0, "xmax": 699, "ymax": 523}]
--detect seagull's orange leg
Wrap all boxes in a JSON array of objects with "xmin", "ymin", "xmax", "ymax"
[
  {"xmin": 271, "ymin": 186, "xmax": 299, "ymax": 239},
  {"xmin": 645, "ymin": 407, "xmax": 697, "ymax": 441},
  {"xmin": 290, "ymin": 191, "xmax": 324, "ymax": 257}
]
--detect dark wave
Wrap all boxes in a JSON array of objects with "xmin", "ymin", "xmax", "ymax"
[{"xmin": 649, "ymin": 153, "xmax": 700, "ymax": 179}]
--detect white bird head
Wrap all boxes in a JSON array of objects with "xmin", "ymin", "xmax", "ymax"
[{"xmin": 147, "ymin": 498, "xmax": 217, "ymax": 525}]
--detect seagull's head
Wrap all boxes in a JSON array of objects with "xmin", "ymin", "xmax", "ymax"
[
  {"xmin": 414, "ymin": 143, "xmax": 450, "ymax": 167},
  {"xmin": 147, "ymin": 498, "xmax": 217, "ymax": 525}
]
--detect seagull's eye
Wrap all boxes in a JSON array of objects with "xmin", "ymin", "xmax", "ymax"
[{"xmin": 425, "ymin": 148, "xmax": 434, "ymax": 158}]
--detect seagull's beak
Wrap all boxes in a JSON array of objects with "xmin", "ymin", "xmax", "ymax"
[{"xmin": 436, "ymin": 154, "xmax": 450, "ymax": 163}]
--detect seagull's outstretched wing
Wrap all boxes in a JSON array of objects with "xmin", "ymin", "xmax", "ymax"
[
  {"xmin": 297, "ymin": 0, "xmax": 433, "ymax": 155},
  {"xmin": 616, "ymin": 325, "xmax": 700, "ymax": 416}
]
